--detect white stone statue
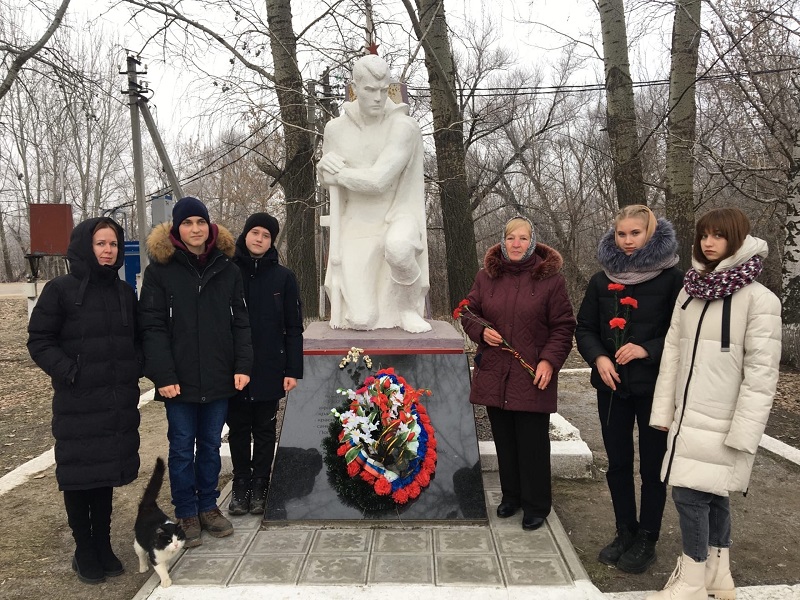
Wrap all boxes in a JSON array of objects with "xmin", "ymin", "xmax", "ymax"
[{"xmin": 318, "ymin": 54, "xmax": 431, "ymax": 333}]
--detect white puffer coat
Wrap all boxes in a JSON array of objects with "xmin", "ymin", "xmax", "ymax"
[{"xmin": 650, "ymin": 236, "xmax": 781, "ymax": 496}]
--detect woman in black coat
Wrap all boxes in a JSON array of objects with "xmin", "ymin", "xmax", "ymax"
[
  {"xmin": 575, "ymin": 205, "xmax": 683, "ymax": 574},
  {"xmin": 226, "ymin": 213, "xmax": 303, "ymax": 516},
  {"xmin": 28, "ymin": 217, "xmax": 140, "ymax": 585}
]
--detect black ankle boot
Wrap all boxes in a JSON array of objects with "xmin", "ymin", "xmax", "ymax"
[
  {"xmin": 598, "ymin": 525, "xmax": 637, "ymax": 566},
  {"xmin": 249, "ymin": 478, "xmax": 269, "ymax": 515},
  {"xmin": 228, "ymin": 478, "xmax": 251, "ymax": 516},
  {"xmin": 616, "ymin": 529, "xmax": 657, "ymax": 573},
  {"xmin": 72, "ymin": 547, "xmax": 105, "ymax": 584}
]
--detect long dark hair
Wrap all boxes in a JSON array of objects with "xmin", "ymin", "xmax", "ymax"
[{"xmin": 693, "ymin": 207, "xmax": 750, "ymax": 274}]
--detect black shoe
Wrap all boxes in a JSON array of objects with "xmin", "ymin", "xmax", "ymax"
[
  {"xmin": 496, "ymin": 501, "xmax": 519, "ymax": 518},
  {"xmin": 72, "ymin": 551, "xmax": 105, "ymax": 585},
  {"xmin": 522, "ymin": 514, "xmax": 545, "ymax": 531},
  {"xmin": 94, "ymin": 539, "xmax": 124, "ymax": 577},
  {"xmin": 616, "ymin": 530, "xmax": 657, "ymax": 573},
  {"xmin": 249, "ymin": 478, "xmax": 269, "ymax": 515},
  {"xmin": 228, "ymin": 478, "xmax": 251, "ymax": 516},
  {"xmin": 598, "ymin": 525, "xmax": 637, "ymax": 566}
]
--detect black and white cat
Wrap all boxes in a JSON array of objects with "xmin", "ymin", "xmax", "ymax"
[{"xmin": 133, "ymin": 458, "xmax": 186, "ymax": 588}]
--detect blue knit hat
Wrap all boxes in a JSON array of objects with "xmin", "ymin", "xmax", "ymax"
[{"xmin": 171, "ymin": 196, "xmax": 210, "ymax": 237}]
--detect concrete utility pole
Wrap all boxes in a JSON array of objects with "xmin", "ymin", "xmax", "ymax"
[
  {"xmin": 123, "ymin": 54, "xmax": 149, "ymax": 279},
  {"xmin": 121, "ymin": 53, "xmax": 185, "ymax": 291}
]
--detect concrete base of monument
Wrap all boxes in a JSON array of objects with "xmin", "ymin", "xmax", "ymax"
[{"xmin": 302, "ymin": 319, "xmax": 465, "ymax": 353}]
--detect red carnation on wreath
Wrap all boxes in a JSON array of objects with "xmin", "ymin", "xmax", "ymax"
[{"xmin": 392, "ymin": 488, "xmax": 410, "ymax": 504}]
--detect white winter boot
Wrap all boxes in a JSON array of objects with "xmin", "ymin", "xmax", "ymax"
[
  {"xmin": 706, "ymin": 546, "xmax": 736, "ymax": 599},
  {"xmin": 646, "ymin": 553, "xmax": 708, "ymax": 600}
]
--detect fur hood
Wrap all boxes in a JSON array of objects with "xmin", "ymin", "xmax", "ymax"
[
  {"xmin": 597, "ymin": 217, "xmax": 678, "ymax": 274},
  {"xmin": 146, "ymin": 221, "xmax": 236, "ymax": 265},
  {"xmin": 484, "ymin": 242, "xmax": 563, "ymax": 280}
]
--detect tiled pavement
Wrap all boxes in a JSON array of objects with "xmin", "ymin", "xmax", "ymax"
[{"xmin": 134, "ymin": 470, "xmax": 606, "ymax": 599}]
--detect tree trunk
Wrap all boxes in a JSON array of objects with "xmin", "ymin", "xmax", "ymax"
[
  {"xmin": 0, "ymin": 206, "xmax": 13, "ymax": 281},
  {"xmin": 782, "ymin": 128, "xmax": 800, "ymax": 335},
  {"xmin": 665, "ymin": 0, "xmax": 701, "ymax": 271},
  {"xmin": 414, "ymin": 0, "xmax": 478, "ymax": 309},
  {"xmin": 598, "ymin": 0, "xmax": 645, "ymax": 207},
  {"xmin": 264, "ymin": 0, "xmax": 318, "ymax": 317}
]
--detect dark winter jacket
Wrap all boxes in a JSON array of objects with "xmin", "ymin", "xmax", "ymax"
[
  {"xmin": 138, "ymin": 222, "xmax": 252, "ymax": 403},
  {"xmin": 233, "ymin": 239, "xmax": 303, "ymax": 403},
  {"xmin": 27, "ymin": 217, "xmax": 141, "ymax": 491},
  {"xmin": 575, "ymin": 221, "xmax": 683, "ymax": 398},
  {"xmin": 462, "ymin": 243, "xmax": 576, "ymax": 413}
]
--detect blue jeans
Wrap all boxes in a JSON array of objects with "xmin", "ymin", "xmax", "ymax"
[
  {"xmin": 165, "ymin": 399, "xmax": 228, "ymax": 519},
  {"xmin": 672, "ymin": 486, "xmax": 732, "ymax": 562}
]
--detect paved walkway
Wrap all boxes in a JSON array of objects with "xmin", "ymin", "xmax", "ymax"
[
  {"xmin": 133, "ymin": 470, "xmax": 605, "ymax": 599},
  {"xmin": 131, "ymin": 471, "xmax": 800, "ymax": 600}
]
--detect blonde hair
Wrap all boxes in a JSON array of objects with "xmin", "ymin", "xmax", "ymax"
[
  {"xmin": 614, "ymin": 204, "xmax": 656, "ymax": 246},
  {"xmin": 504, "ymin": 217, "xmax": 532, "ymax": 238}
]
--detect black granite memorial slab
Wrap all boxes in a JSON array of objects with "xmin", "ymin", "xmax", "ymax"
[{"xmin": 265, "ymin": 352, "xmax": 487, "ymax": 523}]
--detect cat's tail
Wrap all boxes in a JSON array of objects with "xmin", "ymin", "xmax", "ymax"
[{"xmin": 140, "ymin": 457, "xmax": 166, "ymax": 510}]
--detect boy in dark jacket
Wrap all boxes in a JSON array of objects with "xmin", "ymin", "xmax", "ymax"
[
  {"xmin": 138, "ymin": 196, "xmax": 252, "ymax": 547},
  {"xmin": 227, "ymin": 212, "xmax": 303, "ymax": 516}
]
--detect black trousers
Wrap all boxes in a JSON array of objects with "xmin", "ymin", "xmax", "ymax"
[
  {"xmin": 487, "ymin": 407, "xmax": 551, "ymax": 518},
  {"xmin": 597, "ymin": 389, "xmax": 668, "ymax": 537},
  {"xmin": 226, "ymin": 400, "xmax": 279, "ymax": 480}
]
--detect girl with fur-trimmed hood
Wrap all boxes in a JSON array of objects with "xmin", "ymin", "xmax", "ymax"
[
  {"xmin": 461, "ymin": 216, "xmax": 575, "ymax": 532},
  {"xmin": 647, "ymin": 208, "xmax": 781, "ymax": 600},
  {"xmin": 138, "ymin": 196, "xmax": 252, "ymax": 548},
  {"xmin": 576, "ymin": 205, "xmax": 684, "ymax": 574}
]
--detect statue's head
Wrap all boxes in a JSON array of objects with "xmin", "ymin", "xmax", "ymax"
[{"xmin": 352, "ymin": 55, "xmax": 391, "ymax": 119}]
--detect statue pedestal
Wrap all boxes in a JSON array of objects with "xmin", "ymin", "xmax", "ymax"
[{"xmin": 264, "ymin": 320, "xmax": 487, "ymax": 524}]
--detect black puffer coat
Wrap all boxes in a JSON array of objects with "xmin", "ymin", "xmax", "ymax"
[
  {"xmin": 575, "ymin": 220, "xmax": 684, "ymax": 397},
  {"xmin": 27, "ymin": 217, "xmax": 141, "ymax": 491},
  {"xmin": 138, "ymin": 222, "xmax": 252, "ymax": 403},
  {"xmin": 233, "ymin": 240, "xmax": 303, "ymax": 403}
]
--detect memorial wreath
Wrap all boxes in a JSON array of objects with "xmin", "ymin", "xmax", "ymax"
[{"xmin": 322, "ymin": 348, "xmax": 437, "ymax": 511}]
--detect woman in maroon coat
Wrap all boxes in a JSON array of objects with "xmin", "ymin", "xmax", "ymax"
[{"xmin": 461, "ymin": 216, "xmax": 575, "ymax": 530}]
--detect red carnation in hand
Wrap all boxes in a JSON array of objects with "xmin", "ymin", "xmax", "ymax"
[
  {"xmin": 620, "ymin": 296, "xmax": 638, "ymax": 309},
  {"xmin": 608, "ymin": 283, "xmax": 625, "ymax": 291},
  {"xmin": 609, "ymin": 317, "xmax": 627, "ymax": 330}
]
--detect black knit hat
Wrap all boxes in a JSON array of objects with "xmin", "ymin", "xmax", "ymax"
[
  {"xmin": 242, "ymin": 212, "xmax": 279, "ymax": 241},
  {"xmin": 171, "ymin": 196, "xmax": 210, "ymax": 237}
]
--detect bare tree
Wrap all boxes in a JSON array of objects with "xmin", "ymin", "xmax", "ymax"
[
  {"xmin": 597, "ymin": 0, "xmax": 645, "ymax": 206},
  {"xmin": 402, "ymin": 0, "xmax": 478, "ymax": 308},
  {"xmin": 665, "ymin": 0, "xmax": 702, "ymax": 270},
  {"xmin": 0, "ymin": 0, "xmax": 71, "ymax": 100}
]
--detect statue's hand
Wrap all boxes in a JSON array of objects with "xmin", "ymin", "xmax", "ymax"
[{"xmin": 318, "ymin": 152, "xmax": 346, "ymax": 173}]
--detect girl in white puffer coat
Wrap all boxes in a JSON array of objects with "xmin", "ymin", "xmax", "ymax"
[{"xmin": 648, "ymin": 208, "xmax": 781, "ymax": 600}]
